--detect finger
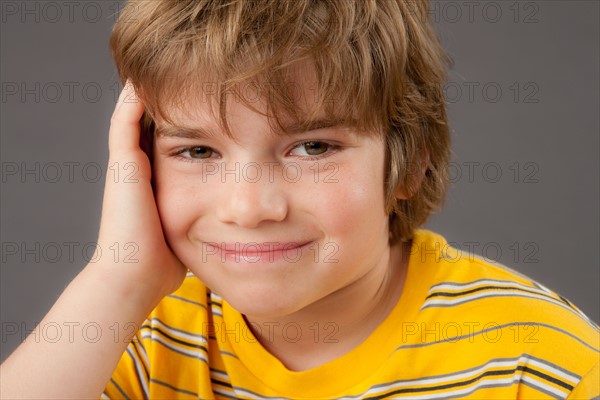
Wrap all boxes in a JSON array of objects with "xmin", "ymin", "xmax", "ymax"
[{"xmin": 109, "ymin": 80, "xmax": 145, "ymax": 155}]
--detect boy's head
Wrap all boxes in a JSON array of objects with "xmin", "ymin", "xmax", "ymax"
[{"xmin": 110, "ymin": 0, "xmax": 452, "ymax": 245}]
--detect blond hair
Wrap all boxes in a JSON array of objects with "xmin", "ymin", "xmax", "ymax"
[{"xmin": 110, "ymin": 0, "xmax": 452, "ymax": 243}]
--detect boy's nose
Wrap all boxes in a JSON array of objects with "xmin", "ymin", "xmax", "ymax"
[{"xmin": 216, "ymin": 170, "xmax": 288, "ymax": 228}]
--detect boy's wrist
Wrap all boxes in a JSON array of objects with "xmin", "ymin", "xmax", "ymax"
[{"xmin": 83, "ymin": 262, "xmax": 167, "ymax": 316}]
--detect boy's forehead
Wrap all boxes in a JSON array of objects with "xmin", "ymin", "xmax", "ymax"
[
  {"xmin": 156, "ymin": 60, "xmax": 341, "ymax": 134},
  {"xmin": 155, "ymin": 104, "xmax": 343, "ymax": 139}
]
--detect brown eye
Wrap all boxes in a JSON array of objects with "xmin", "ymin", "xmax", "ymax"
[
  {"xmin": 303, "ymin": 141, "xmax": 329, "ymax": 156},
  {"xmin": 188, "ymin": 147, "xmax": 214, "ymax": 159}
]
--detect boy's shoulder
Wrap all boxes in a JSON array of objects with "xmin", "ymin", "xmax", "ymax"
[
  {"xmin": 395, "ymin": 230, "xmax": 599, "ymax": 399},
  {"xmin": 409, "ymin": 228, "xmax": 600, "ymax": 339},
  {"xmin": 410, "ymin": 229, "xmax": 599, "ymax": 340}
]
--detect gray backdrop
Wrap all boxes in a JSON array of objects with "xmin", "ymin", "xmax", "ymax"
[{"xmin": 1, "ymin": 1, "xmax": 598, "ymax": 362}]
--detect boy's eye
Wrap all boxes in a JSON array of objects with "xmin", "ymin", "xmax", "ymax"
[
  {"xmin": 290, "ymin": 141, "xmax": 330, "ymax": 157},
  {"xmin": 187, "ymin": 146, "xmax": 215, "ymax": 159}
]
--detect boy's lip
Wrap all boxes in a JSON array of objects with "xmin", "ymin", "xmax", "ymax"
[
  {"xmin": 205, "ymin": 241, "xmax": 313, "ymax": 254},
  {"xmin": 202, "ymin": 240, "xmax": 316, "ymax": 265}
]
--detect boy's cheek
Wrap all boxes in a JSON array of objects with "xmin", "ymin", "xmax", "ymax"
[{"xmin": 153, "ymin": 177, "xmax": 205, "ymax": 236}]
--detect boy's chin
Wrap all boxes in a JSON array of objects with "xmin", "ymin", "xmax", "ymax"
[{"xmin": 221, "ymin": 288, "xmax": 314, "ymax": 321}]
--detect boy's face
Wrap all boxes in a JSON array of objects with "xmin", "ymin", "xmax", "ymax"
[{"xmin": 152, "ymin": 66, "xmax": 393, "ymax": 319}]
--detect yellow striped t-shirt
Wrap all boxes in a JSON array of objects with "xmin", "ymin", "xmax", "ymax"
[{"xmin": 102, "ymin": 229, "xmax": 599, "ymax": 399}]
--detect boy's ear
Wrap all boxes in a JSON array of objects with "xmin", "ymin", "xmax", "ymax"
[
  {"xmin": 395, "ymin": 148, "xmax": 430, "ymax": 200},
  {"xmin": 394, "ymin": 186, "xmax": 410, "ymax": 200}
]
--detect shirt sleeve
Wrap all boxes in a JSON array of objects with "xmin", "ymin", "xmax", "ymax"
[
  {"xmin": 566, "ymin": 360, "xmax": 600, "ymax": 400},
  {"xmin": 101, "ymin": 327, "xmax": 150, "ymax": 400}
]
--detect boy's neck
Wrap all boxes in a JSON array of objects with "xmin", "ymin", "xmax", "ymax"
[{"xmin": 244, "ymin": 240, "xmax": 411, "ymax": 372}]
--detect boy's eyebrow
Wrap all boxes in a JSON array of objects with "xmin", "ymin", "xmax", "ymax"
[
  {"xmin": 155, "ymin": 125, "xmax": 215, "ymax": 139},
  {"xmin": 155, "ymin": 117, "xmax": 351, "ymax": 139},
  {"xmin": 282, "ymin": 117, "xmax": 349, "ymax": 134}
]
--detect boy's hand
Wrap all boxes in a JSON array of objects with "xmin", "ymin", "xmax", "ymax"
[
  {"xmin": 0, "ymin": 81, "xmax": 188, "ymax": 400},
  {"xmin": 96, "ymin": 80, "xmax": 186, "ymax": 300}
]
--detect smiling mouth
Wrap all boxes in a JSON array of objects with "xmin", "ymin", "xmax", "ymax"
[{"xmin": 203, "ymin": 241, "xmax": 314, "ymax": 263}]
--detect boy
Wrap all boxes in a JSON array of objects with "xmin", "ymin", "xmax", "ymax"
[{"xmin": 1, "ymin": 0, "xmax": 598, "ymax": 399}]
